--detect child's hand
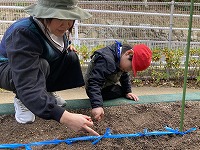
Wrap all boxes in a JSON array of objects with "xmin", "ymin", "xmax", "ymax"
[
  {"xmin": 126, "ymin": 93, "xmax": 139, "ymax": 101},
  {"xmin": 91, "ymin": 107, "xmax": 104, "ymax": 121}
]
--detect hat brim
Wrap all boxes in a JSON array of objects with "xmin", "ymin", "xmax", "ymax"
[{"xmin": 24, "ymin": 4, "xmax": 92, "ymax": 20}]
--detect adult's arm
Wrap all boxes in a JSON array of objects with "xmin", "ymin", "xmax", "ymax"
[{"xmin": 6, "ymin": 28, "xmax": 65, "ymax": 122}]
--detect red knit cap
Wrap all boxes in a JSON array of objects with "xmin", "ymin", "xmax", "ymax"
[{"xmin": 132, "ymin": 44, "xmax": 152, "ymax": 77}]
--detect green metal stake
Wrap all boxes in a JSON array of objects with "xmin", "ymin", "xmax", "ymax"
[{"xmin": 180, "ymin": 0, "xmax": 194, "ymax": 132}]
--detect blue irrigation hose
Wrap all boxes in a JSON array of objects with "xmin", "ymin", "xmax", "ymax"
[
  {"xmin": 0, "ymin": 126, "xmax": 196, "ymax": 150},
  {"xmin": 92, "ymin": 128, "xmax": 111, "ymax": 144}
]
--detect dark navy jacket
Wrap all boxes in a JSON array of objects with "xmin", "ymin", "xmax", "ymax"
[
  {"xmin": 85, "ymin": 43, "xmax": 132, "ymax": 108},
  {"xmin": 0, "ymin": 17, "xmax": 71, "ymax": 121}
]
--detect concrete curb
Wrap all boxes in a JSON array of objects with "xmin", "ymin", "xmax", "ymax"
[{"xmin": 1, "ymin": 92, "xmax": 200, "ymax": 115}]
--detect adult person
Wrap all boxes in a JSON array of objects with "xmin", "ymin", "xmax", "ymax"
[
  {"xmin": 85, "ymin": 41, "xmax": 152, "ymax": 121},
  {"xmin": 0, "ymin": 0, "xmax": 99, "ymax": 136}
]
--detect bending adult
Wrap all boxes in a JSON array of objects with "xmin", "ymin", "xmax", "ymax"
[{"xmin": 0, "ymin": 0, "xmax": 99, "ymax": 136}]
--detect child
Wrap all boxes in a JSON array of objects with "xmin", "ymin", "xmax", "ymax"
[{"xmin": 84, "ymin": 41, "xmax": 152, "ymax": 121}]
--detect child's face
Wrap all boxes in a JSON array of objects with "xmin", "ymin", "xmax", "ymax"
[
  {"xmin": 119, "ymin": 50, "xmax": 133, "ymax": 72},
  {"xmin": 47, "ymin": 19, "xmax": 74, "ymax": 37}
]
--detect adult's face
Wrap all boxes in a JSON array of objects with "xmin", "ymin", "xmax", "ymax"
[{"xmin": 47, "ymin": 19, "xmax": 74, "ymax": 37}]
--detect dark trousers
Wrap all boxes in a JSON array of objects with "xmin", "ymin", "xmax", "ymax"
[
  {"xmin": 46, "ymin": 51, "xmax": 84, "ymax": 91},
  {"xmin": 101, "ymin": 84, "xmax": 125, "ymax": 100},
  {"xmin": 0, "ymin": 51, "xmax": 84, "ymax": 92}
]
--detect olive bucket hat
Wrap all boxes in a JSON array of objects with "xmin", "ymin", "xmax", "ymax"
[{"xmin": 24, "ymin": 0, "xmax": 92, "ymax": 20}]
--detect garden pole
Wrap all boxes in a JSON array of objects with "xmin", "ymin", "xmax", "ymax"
[{"xmin": 180, "ymin": 0, "xmax": 194, "ymax": 132}]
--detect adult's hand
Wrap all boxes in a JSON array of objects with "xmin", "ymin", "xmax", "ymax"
[
  {"xmin": 60, "ymin": 110, "xmax": 99, "ymax": 136},
  {"xmin": 68, "ymin": 45, "xmax": 77, "ymax": 52}
]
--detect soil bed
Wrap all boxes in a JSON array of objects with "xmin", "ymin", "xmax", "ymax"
[{"xmin": 0, "ymin": 101, "xmax": 200, "ymax": 150}]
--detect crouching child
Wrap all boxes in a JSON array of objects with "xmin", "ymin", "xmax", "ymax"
[{"xmin": 84, "ymin": 41, "xmax": 152, "ymax": 121}]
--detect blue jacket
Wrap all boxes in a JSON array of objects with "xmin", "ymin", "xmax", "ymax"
[{"xmin": 0, "ymin": 17, "xmax": 71, "ymax": 121}]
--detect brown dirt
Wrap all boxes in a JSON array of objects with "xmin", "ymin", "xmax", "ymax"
[{"xmin": 0, "ymin": 101, "xmax": 200, "ymax": 150}]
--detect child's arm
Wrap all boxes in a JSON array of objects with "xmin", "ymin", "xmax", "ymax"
[
  {"xmin": 120, "ymin": 72, "xmax": 139, "ymax": 101},
  {"xmin": 119, "ymin": 72, "xmax": 132, "ymax": 93},
  {"xmin": 86, "ymin": 58, "xmax": 108, "ymax": 108}
]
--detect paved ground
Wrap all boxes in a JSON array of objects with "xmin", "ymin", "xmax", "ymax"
[{"xmin": 0, "ymin": 86, "xmax": 199, "ymax": 104}]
